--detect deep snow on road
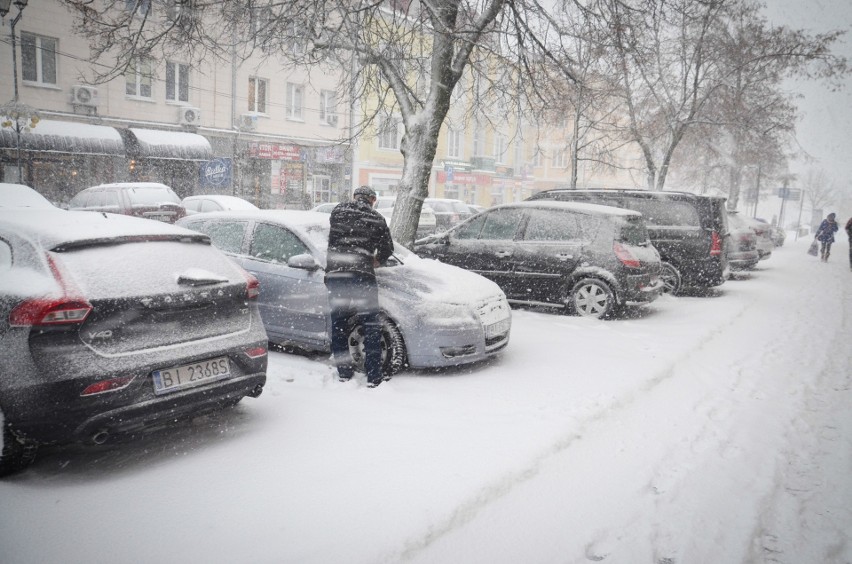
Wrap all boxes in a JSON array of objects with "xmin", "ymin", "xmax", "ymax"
[{"xmin": 1, "ymin": 237, "xmax": 850, "ymax": 564}]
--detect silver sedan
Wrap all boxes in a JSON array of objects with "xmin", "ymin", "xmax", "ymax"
[{"xmin": 177, "ymin": 210, "xmax": 511, "ymax": 374}]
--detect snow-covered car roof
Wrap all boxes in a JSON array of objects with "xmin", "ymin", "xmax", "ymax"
[
  {"xmin": 0, "ymin": 209, "xmax": 208, "ymax": 250},
  {"xmin": 0, "ymin": 183, "xmax": 56, "ymax": 209},
  {"xmin": 182, "ymin": 195, "xmax": 259, "ymax": 210},
  {"xmin": 496, "ymin": 200, "xmax": 642, "ymax": 218},
  {"xmin": 85, "ymin": 182, "xmax": 174, "ymax": 190}
]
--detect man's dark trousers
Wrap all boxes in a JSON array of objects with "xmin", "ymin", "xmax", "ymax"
[{"xmin": 325, "ymin": 272, "xmax": 383, "ymax": 385}]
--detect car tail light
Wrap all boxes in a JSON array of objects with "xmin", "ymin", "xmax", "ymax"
[
  {"xmin": 238, "ymin": 268, "xmax": 260, "ymax": 300},
  {"xmin": 710, "ymin": 231, "xmax": 723, "ymax": 256},
  {"xmin": 81, "ymin": 375, "xmax": 136, "ymax": 396},
  {"xmin": 613, "ymin": 242, "xmax": 641, "ymax": 268},
  {"xmin": 244, "ymin": 345, "xmax": 267, "ymax": 358},
  {"xmin": 9, "ymin": 254, "xmax": 93, "ymax": 327}
]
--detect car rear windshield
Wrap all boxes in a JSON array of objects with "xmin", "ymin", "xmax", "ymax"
[
  {"xmin": 127, "ymin": 187, "xmax": 181, "ymax": 205},
  {"xmin": 616, "ymin": 217, "xmax": 650, "ymax": 245}
]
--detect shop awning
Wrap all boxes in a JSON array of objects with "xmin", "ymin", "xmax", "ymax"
[
  {"xmin": 0, "ymin": 119, "xmax": 125, "ymax": 156},
  {"xmin": 125, "ymin": 128, "xmax": 213, "ymax": 161}
]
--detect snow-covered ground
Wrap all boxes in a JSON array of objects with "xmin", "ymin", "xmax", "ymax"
[{"xmin": 1, "ymin": 236, "xmax": 850, "ymax": 564}]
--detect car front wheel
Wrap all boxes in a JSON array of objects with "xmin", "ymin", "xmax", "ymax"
[
  {"xmin": 659, "ymin": 262, "xmax": 682, "ymax": 295},
  {"xmin": 347, "ymin": 315, "xmax": 407, "ymax": 377},
  {"xmin": 570, "ymin": 278, "xmax": 616, "ymax": 319}
]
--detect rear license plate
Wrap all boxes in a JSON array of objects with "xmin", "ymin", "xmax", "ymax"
[
  {"xmin": 485, "ymin": 319, "xmax": 510, "ymax": 338},
  {"xmin": 152, "ymin": 357, "xmax": 231, "ymax": 395}
]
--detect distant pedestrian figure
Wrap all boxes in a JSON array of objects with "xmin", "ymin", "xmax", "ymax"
[
  {"xmin": 815, "ymin": 213, "xmax": 839, "ymax": 262},
  {"xmin": 845, "ymin": 216, "xmax": 852, "ymax": 270},
  {"xmin": 325, "ymin": 185, "xmax": 394, "ymax": 387}
]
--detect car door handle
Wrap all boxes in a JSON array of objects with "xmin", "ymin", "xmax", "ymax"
[
  {"xmin": 495, "ymin": 250, "xmax": 513, "ymax": 258},
  {"xmin": 555, "ymin": 253, "xmax": 574, "ymax": 261}
]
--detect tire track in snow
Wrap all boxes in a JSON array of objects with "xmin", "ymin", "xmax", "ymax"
[{"xmin": 393, "ymin": 249, "xmax": 848, "ymax": 563}]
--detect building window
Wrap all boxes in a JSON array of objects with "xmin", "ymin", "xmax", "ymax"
[
  {"xmin": 553, "ymin": 148, "xmax": 568, "ymax": 168},
  {"xmin": 312, "ymin": 175, "xmax": 332, "ymax": 204},
  {"xmin": 532, "ymin": 146, "xmax": 543, "ymax": 167},
  {"xmin": 125, "ymin": 58, "xmax": 153, "ymax": 98},
  {"xmin": 21, "ymin": 33, "xmax": 57, "ymax": 86},
  {"xmin": 248, "ymin": 77, "xmax": 268, "ymax": 113},
  {"xmin": 320, "ymin": 90, "xmax": 337, "ymax": 124},
  {"xmin": 125, "ymin": 0, "xmax": 151, "ymax": 16},
  {"xmin": 447, "ymin": 128, "xmax": 463, "ymax": 159},
  {"xmin": 493, "ymin": 135, "xmax": 508, "ymax": 163},
  {"xmin": 472, "ymin": 125, "xmax": 484, "ymax": 157},
  {"xmin": 514, "ymin": 141, "xmax": 524, "ymax": 168},
  {"xmin": 286, "ymin": 83, "xmax": 303, "ymax": 120},
  {"xmin": 378, "ymin": 115, "xmax": 400, "ymax": 150},
  {"xmin": 166, "ymin": 62, "xmax": 190, "ymax": 102}
]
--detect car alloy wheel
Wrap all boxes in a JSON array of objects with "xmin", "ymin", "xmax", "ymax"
[
  {"xmin": 659, "ymin": 262, "xmax": 682, "ymax": 295},
  {"xmin": 571, "ymin": 278, "xmax": 615, "ymax": 319},
  {"xmin": 346, "ymin": 315, "xmax": 407, "ymax": 377}
]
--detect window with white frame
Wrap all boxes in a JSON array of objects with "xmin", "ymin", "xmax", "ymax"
[
  {"xmin": 125, "ymin": 0, "xmax": 151, "ymax": 16},
  {"xmin": 312, "ymin": 175, "xmax": 332, "ymax": 203},
  {"xmin": 288, "ymin": 22, "xmax": 307, "ymax": 56},
  {"xmin": 20, "ymin": 33, "xmax": 57, "ymax": 86},
  {"xmin": 320, "ymin": 90, "xmax": 337, "ymax": 124},
  {"xmin": 378, "ymin": 115, "xmax": 401, "ymax": 150},
  {"xmin": 447, "ymin": 128, "xmax": 463, "ymax": 159},
  {"xmin": 493, "ymin": 135, "xmax": 508, "ymax": 163},
  {"xmin": 166, "ymin": 62, "xmax": 190, "ymax": 103},
  {"xmin": 532, "ymin": 146, "xmax": 543, "ymax": 167},
  {"xmin": 125, "ymin": 58, "xmax": 153, "ymax": 98},
  {"xmin": 514, "ymin": 141, "xmax": 524, "ymax": 168},
  {"xmin": 248, "ymin": 77, "xmax": 268, "ymax": 113},
  {"xmin": 472, "ymin": 125, "xmax": 484, "ymax": 157},
  {"xmin": 286, "ymin": 83, "xmax": 304, "ymax": 120},
  {"xmin": 553, "ymin": 148, "xmax": 568, "ymax": 168}
]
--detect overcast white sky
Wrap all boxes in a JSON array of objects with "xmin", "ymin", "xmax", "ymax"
[{"xmin": 761, "ymin": 1, "xmax": 852, "ymax": 201}]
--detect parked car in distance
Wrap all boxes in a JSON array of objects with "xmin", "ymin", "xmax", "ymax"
[
  {"xmin": 468, "ymin": 204, "xmax": 486, "ymax": 215},
  {"xmin": 375, "ymin": 196, "xmax": 438, "ymax": 238},
  {"xmin": 414, "ymin": 201, "xmax": 664, "ymax": 319},
  {"xmin": 726, "ymin": 212, "xmax": 761, "ymax": 271},
  {"xmin": 69, "ymin": 182, "xmax": 186, "ymax": 223},
  {"xmin": 0, "ymin": 183, "xmax": 55, "ymax": 209},
  {"xmin": 311, "ymin": 202, "xmax": 338, "ymax": 214},
  {"xmin": 0, "ymin": 208, "xmax": 268, "ymax": 476},
  {"xmin": 426, "ymin": 198, "xmax": 474, "ymax": 232},
  {"xmin": 741, "ymin": 216, "xmax": 774, "ymax": 259},
  {"xmin": 183, "ymin": 194, "xmax": 259, "ymax": 214},
  {"xmin": 177, "ymin": 210, "xmax": 511, "ymax": 374},
  {"xmin": 527, "ymin": 189, "xmax": 729, "ymax": 295}
]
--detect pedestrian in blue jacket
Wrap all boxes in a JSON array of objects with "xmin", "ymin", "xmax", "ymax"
[{"xmin": 815, "ymin": 213, "xmax": 839, "ymax": 262}]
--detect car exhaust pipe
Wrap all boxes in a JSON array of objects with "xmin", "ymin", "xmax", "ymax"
[
  {"xmin": 91, "ymin": 430, "xmax": 110, "ymax": 445},
  {"xmin": 248, "ymin": 384, "xmax": 264, "ymax": 398}
]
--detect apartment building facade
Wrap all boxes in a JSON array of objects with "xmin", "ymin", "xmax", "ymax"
[{"xmin": 0, "ymin": 0, "xmax": 350, "ymax": 207}]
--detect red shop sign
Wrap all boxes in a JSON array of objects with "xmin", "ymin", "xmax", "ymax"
[{"xmin": 248, "ymin": 142, "xmax": 302, "ymax": 161}]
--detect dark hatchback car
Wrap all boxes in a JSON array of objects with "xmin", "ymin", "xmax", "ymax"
[
  {"xmin": 68, "ymin": 182, "xmax": 186, "ymax": 223},
  {"xmin": 0, "ymin": 209, "xmax": 268, "ymax": 476},
  {"xmin": 414, "ymin": 201, "xmax": 664, "ymax": 318},
  {"xmin": 527, "ymin": 189, "xmax": 729, "ymax": 294}
]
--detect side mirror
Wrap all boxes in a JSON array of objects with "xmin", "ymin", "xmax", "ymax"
[{"xmin": 287, "ymin": 253, "xmax": 321, "ymax": 271}]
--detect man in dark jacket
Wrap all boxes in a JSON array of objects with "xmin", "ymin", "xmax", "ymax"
[
  {"xmin": 325, "ymin": 185, "xmax": 394, "ymax": 387},
  {"xmin": 815, "ymin": 212, "xmax": 839, "ymax": 263}
]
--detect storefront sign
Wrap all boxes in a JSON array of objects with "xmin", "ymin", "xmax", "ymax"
[
  {"xmin": 199, "ymin": 158, "xmax": 232, "ymax": 188},
  {"xmin": 248, "ymin": 142, "xmax": 302, "ymax": 161},
  {"xmin": 315, "ymin": 146, "xmax": 345, "ymax": 164},
  {"xmin": 437, "ymin": 171, "xmax": 492, "ymax": 185}
]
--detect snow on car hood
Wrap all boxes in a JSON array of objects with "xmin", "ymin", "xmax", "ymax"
[{"xmin": 377, "ymin": 253, "xmax": 504, "ymax": 305}]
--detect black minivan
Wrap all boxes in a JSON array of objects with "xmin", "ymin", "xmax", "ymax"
[
  {"xmin": 527, "ymin": 189, "xmax": 729, "ymax": 294},
  {"xmin": 414, "ymin": 200, "xmax": 663, "ymax": 319}
]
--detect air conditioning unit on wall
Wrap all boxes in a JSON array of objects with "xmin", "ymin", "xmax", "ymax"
[
  {"xmin": 71, "ymin": 85, "xmax": 99, "ymax": 107},
  {"xmin": 179, "ymin": 106, "xmax": 202, "ymax": 126},
  {"xmin": 238, "ymin": 113, "xmax": 258, "ymax": 131}
]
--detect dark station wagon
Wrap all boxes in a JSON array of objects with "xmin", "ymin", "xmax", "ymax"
[
  {"xmin": 69, "ymin": 182, "xmax": 187, "ymax": 224},
  {"xmin": 414, "ymin": 200, "xmax": 664, "ymax": 319},
  {"xmin": 527, "ymin": 189, "xmax": 729, "ymax": 294}
]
